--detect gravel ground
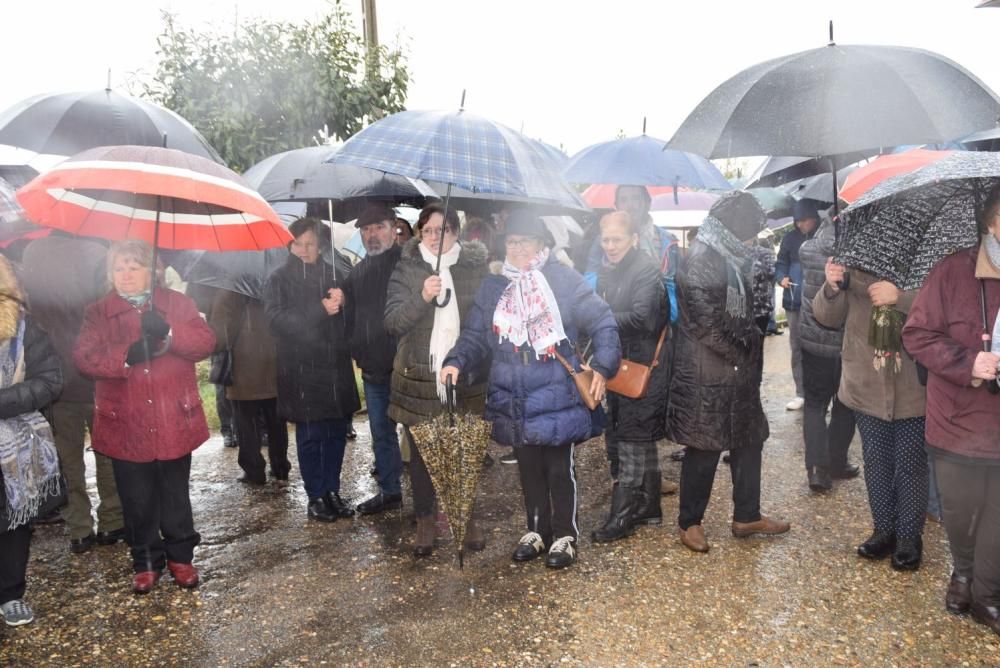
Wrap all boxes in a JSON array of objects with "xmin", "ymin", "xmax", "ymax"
[{"xmin": 1, "ymin": 337, "xmax": 998, "ymax": 667}]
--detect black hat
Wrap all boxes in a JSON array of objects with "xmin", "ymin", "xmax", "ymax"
[
  {"xmin": 504, "ymin": 210, "xmax": 547, "ymax": 240},
  {"xmin": 792, "ymin": 198, "xmax": 821, "ymax": 223},
  {"xmin": 708, "ymin": 191, "xmax": 766, "ymax": 242},
  {"xmin": 356, "ymin": 205, "xmax": 395, "ymax": 229}
]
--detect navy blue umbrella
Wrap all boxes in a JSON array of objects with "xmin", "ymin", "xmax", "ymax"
[{"xmin": 563, "ymin": 134, "xmax": 730, "ymax": 189}]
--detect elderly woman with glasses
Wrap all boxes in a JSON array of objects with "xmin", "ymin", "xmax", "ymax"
[{"xmin": 442, "ymin": 211, "xmax": 620, "ymax": 570}]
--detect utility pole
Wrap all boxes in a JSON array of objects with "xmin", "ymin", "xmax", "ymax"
[{"xmin": 362, "ymin": 0, "xmax": 379, "ymax": 50}]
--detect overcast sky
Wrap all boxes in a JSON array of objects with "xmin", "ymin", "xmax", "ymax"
[{"xmin": 2, "ymin": 0, "xmax": 998, "ymax": 160}]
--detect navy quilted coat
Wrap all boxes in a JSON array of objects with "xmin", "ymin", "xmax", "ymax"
[{"xmin": 444, "ymin": 257, "xmax": 621, "ymax": 448}]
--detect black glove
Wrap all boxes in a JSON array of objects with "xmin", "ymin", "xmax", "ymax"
[
  {"xmin": 141, "ymin": 310, "xmax": 170, "ymax": 340},
  {"xmin": 126, "ymin": 338, "xmax": 154, "ymax": 366}
]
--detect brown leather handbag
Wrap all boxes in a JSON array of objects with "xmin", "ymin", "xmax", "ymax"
[
  {"xmin": 552, "ymin": 348, "xmax": 599, "ymax": 410},
  {"xmin": 606, "ymin": 327, "xmax": 668, "ymax": 399}
]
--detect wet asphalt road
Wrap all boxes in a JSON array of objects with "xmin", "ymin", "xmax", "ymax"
[{"xmin": 2, "ymin": 337, "xmax": 999, "ymax": 666}]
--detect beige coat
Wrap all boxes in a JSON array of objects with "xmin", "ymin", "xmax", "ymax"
[
  {"xmin": 208, "ymin": 290, "xmax": 278, "ymax": 402},
  {"xmin": 813, "ymin": 269, "xmax": 925, "ymax": 421}
]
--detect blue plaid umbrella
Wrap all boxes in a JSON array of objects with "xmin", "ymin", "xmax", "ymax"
[
  {"xmin": 563, "ymin": 134, "xmax": 731, "ymax": 189},
  {"xmin": 329, "ymin": 109, "xmax": 575, "ymax": 206}
]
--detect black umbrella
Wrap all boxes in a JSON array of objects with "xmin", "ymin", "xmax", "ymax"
[
  {"xmin": 668, "ymin": 24, "xmax": 1000, "ymax": 214},
  {"xmin": 746, "ymin": 153, "xmax": 871, "ymax": 189},
  {"xmin": 0, "ymin": 89, "xmax": 223, "ymax": 164},
  {"xmin": 243, "ymin": 145, "xmax": 436, "ymax": 203},
  {"xmin": 835, "ymin": 151, "xmax": 996, "ymax": 291},
  {"xmin": 163, "ymin": 247, "xmax": 290, "ymax": 299},
  {"xmin": 784, "ymin": 165, "xmax": 859, "ymax": 203}
]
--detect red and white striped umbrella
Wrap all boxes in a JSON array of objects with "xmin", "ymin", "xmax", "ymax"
[{"xmin": 16, "ymin": 145, "xmax": 291, "ymax": 251}]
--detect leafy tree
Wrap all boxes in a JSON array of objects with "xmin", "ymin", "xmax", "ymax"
[{"xmin": 142, "ymin": 2, "xmax": 410, "ymax": 171}]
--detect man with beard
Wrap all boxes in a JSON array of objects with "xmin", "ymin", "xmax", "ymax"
[{"xmin": 337, "ymin": 206, "xmax": 404, "ymax": 514}]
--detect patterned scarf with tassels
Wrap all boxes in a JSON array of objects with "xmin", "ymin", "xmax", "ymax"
[{"xmin": 697, "ymin": 215, "xmax": 753, "ymax": 322}]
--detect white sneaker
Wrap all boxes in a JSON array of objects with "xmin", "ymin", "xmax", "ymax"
[
  {"xmin": 785, "ymin": 397, "xmax": 805, "ymax": 411},
  {"xmin": 2, "ymin": 599, "xmax": 34, "ymax": 626}
]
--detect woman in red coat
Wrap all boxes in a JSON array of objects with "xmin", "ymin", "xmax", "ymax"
[{"xmin": 74, "ymin": 240, "xmax": 216, "ymax": 594}]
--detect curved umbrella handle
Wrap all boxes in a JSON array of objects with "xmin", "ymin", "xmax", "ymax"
[
  {"xmin": 445, "ymin": 375, "xmax": 456, "ymax": 427},
  {"xmin": 433, "ymin": 289, "xmax": 452, "ymax": 308}
]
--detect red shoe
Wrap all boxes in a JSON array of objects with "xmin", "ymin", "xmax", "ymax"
[
  {"xmin": 167, "ymin": 561, "xmax": 200, "ymax": 588},
  {"xmin": 132, "ymin": 570, "xmax": 161, "ymax": 594}
]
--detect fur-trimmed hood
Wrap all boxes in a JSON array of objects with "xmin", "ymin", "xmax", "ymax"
[
  {"xmin": 399, "ymin": 238, "xmax": 489, "ymax": 268},
  {"xmin": 0, "ymin": 256, "xmax": 24, "ymax": 341}
]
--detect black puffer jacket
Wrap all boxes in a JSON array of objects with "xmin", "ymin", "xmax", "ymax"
[
  {"xmin": 263, "ymin": 252, "xmax": 361, "ymax": 423},
  {"xmin": 384, "ymin": 239, "xmax": 489, "ymax": 426},
  {"xmin": 799, "ymin": 219, "xmax": 844, "ymax": 358},
  {"xmin": 342, "ymin": 244, "xmax": 402, "ymax": 385},
  {"xmin": 666, "ymin": 241, "xmax": 769, "ymax": 452},
  {"xmin": 0, "ymin": 317, "xmax": 64, "ymax": 531},
  {"xmin": 597, "ymin": 248, "xmax": 669, "ymax": 443}
]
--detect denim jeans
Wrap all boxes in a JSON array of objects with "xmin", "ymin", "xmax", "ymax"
[
  {"xmin": 362, "ymin": 380, "xmax": 402, "ymax": 495},
  {"xmin": 294, "ymin": 418, "xmax": 350, "ymax": 499}
]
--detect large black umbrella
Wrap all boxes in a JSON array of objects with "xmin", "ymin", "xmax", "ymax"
[
  {"xmin": 668, "ymin": 27, "xmax": 1000, "ymax": 212},
  {"xmin": 0, "ymin": 89, "xmax": 223, "ymax": 164},
  {"xmin": 835, "ymin": 151, "xmax": 996, "ymax": 291}
]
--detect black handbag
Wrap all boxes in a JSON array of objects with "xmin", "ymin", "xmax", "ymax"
[{"xmin": 209, "ymin": 350, "xmax": 234, "ymax": 386}]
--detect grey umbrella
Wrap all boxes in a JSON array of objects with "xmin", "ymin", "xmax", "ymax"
[{"xmin": 835, "ymin": 151, "xmax": 998, "ymax": 291}]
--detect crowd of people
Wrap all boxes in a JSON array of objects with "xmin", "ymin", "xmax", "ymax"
[{"xmin": 0, "ymin": 185, "xmax": 997, "ymax": 639}]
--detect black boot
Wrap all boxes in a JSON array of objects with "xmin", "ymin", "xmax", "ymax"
[
  {"xmin": 633, "ymin": 471, "xmax": 663, "ymax": 525},
  {"xmin": 591, "ymin": 483, "xmax": 638, "ymax": 543},
  {"xmin": 807, "ymin": 467, "xmax": 832, "ymax": 492},
  {"xmin": 891, "ymin": 536, "xmax": 922, "ymax": 571}
]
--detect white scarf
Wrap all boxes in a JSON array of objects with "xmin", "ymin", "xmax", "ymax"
[
  {"xmin": 493, "ymin": 247, "xmax": 567, "ymax": 357},
  {"xmin": 419, "ymin": 241, "xmax": 463, "ymax": 403}
]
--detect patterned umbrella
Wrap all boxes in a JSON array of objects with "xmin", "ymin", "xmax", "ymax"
[
  {"xmin": 408, "ymin": 380, "xmax": 491, "ymax": 568},
  {"xmin": 835, "ymin": 151, "xmax": 998, "ymax": 291}
]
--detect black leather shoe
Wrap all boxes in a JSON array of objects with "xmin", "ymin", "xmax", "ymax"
[
  {"xmin": 544, "ymin": 537, "xmax": 577, "ymax": 569},
  {"xmin": 325, "ymin": 491, "xmax": 355, "ymax": 518},
  {"xmin": 670, "ymin": 448, "xmax": 686, "ymax": 462},
  {"xmin": 946, "ymin": 572, "xmax": 972, "ymax": 614},
  {"xmin": 70, "ymin": 533, "xmax": 97, "ymax": 554},
  {"xmin": 808, "ymin": 467, "xmax": 832, "ymax": 492},
  {"xmin": 891, "ymin": 536, "xmax": 922, "ymax": 571},
  {"xmin": 831, "ymin": 463, "xmax": 861, "ymax": 480},
  {"xmin": 346, "ymin": 426, "xmax": 357, "ymax": 440},
  {"xmin": 857, "ymin": 531, "xmax": 895, "ymax": 560},
  {"xmin": 356, "ymin": 492, "xmax": 403, "ymax": 515},
  {"xmin": 237, "ymin": 474, "xmax": 266, "ymax": 485},
  {"xmin": 271, "ymin": 470, "xmax": 289, "ymax": 482},
  {"xmin": 592, "ymin": 483, "xmax": 637, "ymax": 543},
  {"xmin": 512, "ymin": 532, "xmax": 546, "ymax": 562},
  {"xmin": 307, "ymin": 498, "xmax": 337, "ymax": 522},
  {"xmin": 96, "ymin": 527, "xmax": 126, "ymax": 546},
  {"xmin": 971, "ymin": 601, "xmax": 1000, "ymax": 637},
  {"xmin": 222, "ymin": 433, "xmax": 238, "ymax": 449}
]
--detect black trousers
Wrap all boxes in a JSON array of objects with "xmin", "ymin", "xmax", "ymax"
[
  {"xmin": 678, "ymin": 442, "xmax": 763, "ymax": 530},
  {"xmin": 801, "ymin": 350, "xmax": 856, "ymax": 470},
  {"xmin": 0, "ymin": 525, "xmax": 31, "ymax": 604},
  {"xmin": 514, "ymin": 443, "xmax": 578, "ymax": 543},
  {"xmin": 403, "ymin": 427, "xmax": 436, "ymax": 518},
  {"xmin": 215, "ymin": 384, "xmax": 234, "ymax": 438},
  {"xmin": 933, "ymin": 453, "xmax": 1000, "ymax": 607},
  {"xmin": 233, "ymin": 398, "xmax": 290, "ymax": 482},
  {"xmin": 112, "ymin": 455, "xmax": 201, "ymax": 573}
]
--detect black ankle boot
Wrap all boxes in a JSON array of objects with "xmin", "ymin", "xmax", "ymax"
[
  {"xmin": 633, "ymin": 471, "xmax": 663, "ymax": 525},
  {"xmin": 591, "ymin": 483, "xmax": 637, "ymax": 543},
  {"xmin": 891, "ymin": 536, "xmax": 922, "ymax": 571},
  {"xmin": 857, "ymin": 531, "xmax": 896, "ymax": 559}
]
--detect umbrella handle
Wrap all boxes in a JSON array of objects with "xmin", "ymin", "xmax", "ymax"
[
  {"xmin": 446, "ymin": 375, "xmax": 456, "ymax": 427},
  {"xmin": 433, "ymin": 288, "xmax": 452, "ymax": 308}
]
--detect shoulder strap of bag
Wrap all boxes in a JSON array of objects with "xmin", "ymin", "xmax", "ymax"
[
  {"xmin": 649, "ymin": 327, "xmax": 668, "ymax": 369},
  {"xmin": 551, "ymin": 347, "xmax": 577, "ymax": 375}
]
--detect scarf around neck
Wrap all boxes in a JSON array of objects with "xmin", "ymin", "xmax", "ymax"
[
  {"xmin": 0, "ymin": 316, "xmax": 61, "ymax": 530},
  {"xmin": 697, "ymin": 215, "xmax": 751, "ymax": 320},
  {"xmin": 493, "ymin": 247, "xmax": 567, "ymax": 357},
  {"xmin": 119, "ymin": 291, "xmax": 151, "ymax": 308},
  {"xmin": 419, "ymin": 241, "xmax": 463, "ymax": 403}
]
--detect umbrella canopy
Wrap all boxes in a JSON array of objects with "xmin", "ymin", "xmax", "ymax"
[
  {"xmin": 582, "ymin": 184, "xmax": 688, "ymax": 209},
  {"xmin": 423, "ymin": 179, "xmax": 588, "ymax": 214},
  {"xmin": 650, "ymin": 190, "xmax": 720, "ymax": 211},
  {"xmin": 16, "ymin": 145, "xmax": 289, "ymax": 251},
  {"xmin": 0, "ymin": 176, "xmax": 49, "ymax": 247},
  {"xmin": 330, "ymin": 109, "xmax": 573, "ymax": 205},
  {"xmin": 745, "ymin": 187, "xmax": 794, "ymax": 217},
  {"xmin": 839, "ymin": 149, "xmax": 954, "ymax": 204},
  {"xmin": 562, "ymin": 134, "xmax": 730, "ymax": 189},
  {"xmin": 667, "ymin": 42, "xmax": 1000, "ymax": 159},
  {"xmin": 744, "ymin": 152, "xmax": 873, "ymax": 189},
  {"xmin": 243, "ymin": 145, "xmax": 436, "ymax": 202},
  {"xmin": 785, "ymin": 165, "xmax": 859, "ymax": 202},
  {"xmin": 835, "ymin": 151, "xmax": 997, "ymax": 291},
  {"xmin": 164, "ymin": 247, "xmax": 289, "ymax": 299},
  {"xmin": 408, "ymin": 383, "xmax": 492, "ymax": 567}
]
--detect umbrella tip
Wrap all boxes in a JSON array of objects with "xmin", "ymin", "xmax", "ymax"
[
  {"xmin": 106, "ymin": 67, "xmax": 112, "ymax": 92},
  {"xmin": 828, "ymin": 20, "xmax": 835, "ymax": 46},
  {"xmin": 460, "ymin": 89, "xmax": 466, "ymax": 112},
  {"xmin": 642, "ymin": 117, "xmax": 647, "ymax": 135}
]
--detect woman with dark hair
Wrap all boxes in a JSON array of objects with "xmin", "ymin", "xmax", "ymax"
[
  {"xmin": 591, "ymin": 211, "xmax": 669, "ymax": 543},
  {"xmin": 75, "ymin": 239, "xmax": 215, "ymax": 593},
  {"xmin": 442, "ymin": 211, "xmax": 620, "ymax": 569},
  {"xmin": 384, "ymin": 203, "xmax": 489, "ymax": 557},
  {"xmin": 263, "ymin": 218, "xmax": 360, "ymax": 523},
  {"xmin": 902, "ymin": 195, "xmax": 1000, "ymax": 636}
]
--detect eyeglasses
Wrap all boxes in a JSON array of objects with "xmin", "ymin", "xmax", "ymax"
[
  {"xmin": 422, "ymin": 226, "xmax": 450, "ymax": 239},
  {"xmin": 505, "ymin": 237, "xmax": 539, "ymax": 250}
]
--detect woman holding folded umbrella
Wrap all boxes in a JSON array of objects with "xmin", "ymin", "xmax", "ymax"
[
  {"xmin": 384, "ymin": 203, "xmax": 489, "ymax": 557},
  {"xmin": 74, "ymin": 239, "xmax": 216, "ymax": 594},
  {"xmin": 441, "ymin": 211, "xmax": 620, "ymax": 569},
  {"xmin": 902, "ymin": 193, "xmax": 1000, "ymax": 636}
]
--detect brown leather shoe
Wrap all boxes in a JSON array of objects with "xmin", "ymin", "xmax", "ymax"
[
  {"xmin": 413, "ymin": 515, "xmax": 436, "ymax": 557},
  {"xmin": 946, "ymin": 573, "xmax": 972, "ymax": 614},
  {"xmin": 678, "ymin": 525, "xmax": 709, "ymax": 553},
  {"xmin": 660, "ymin": 480, "xmax": 679, "ymax": 496},
  {"xmin": 732, "ymin": 515, "xmax": 791, "ymax": 538},
  {"xmin": 463, "ymin": 518, "xmax": 486, "ymax": 552},
  {"xmin": 971, "ymin": 601, "xmax": 1000, "ymax": 637}
]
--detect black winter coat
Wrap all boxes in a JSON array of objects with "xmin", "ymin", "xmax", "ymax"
[
  {"xmin": 597, "ymin": 249, "xmax": 669, "ymax": 443},
  {"xmin": 667, "ymin": 241, "xmax": 769, "ymax": 452},
  {"xmin": 342, "ymin": 244, "xmax": 402, "ymax": 385},
  {"xmin": 263, "ymin": 252, "xmax": 360, "ymax": 423},
  {"xmin": 384, "ymin": 239, "xmax": 489, "ymax": 426},
  {"xmin": 799, "ymin": 219, "xmax": 844, "ymax": 358},
  {"xmin": 0, "ymin": 317, "xmax": 64, "ymax": 531}
]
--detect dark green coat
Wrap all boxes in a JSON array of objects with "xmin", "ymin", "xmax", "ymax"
[{"xmin": 384, "ymin": 239, "xmax": 489, "ymax": 426}]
